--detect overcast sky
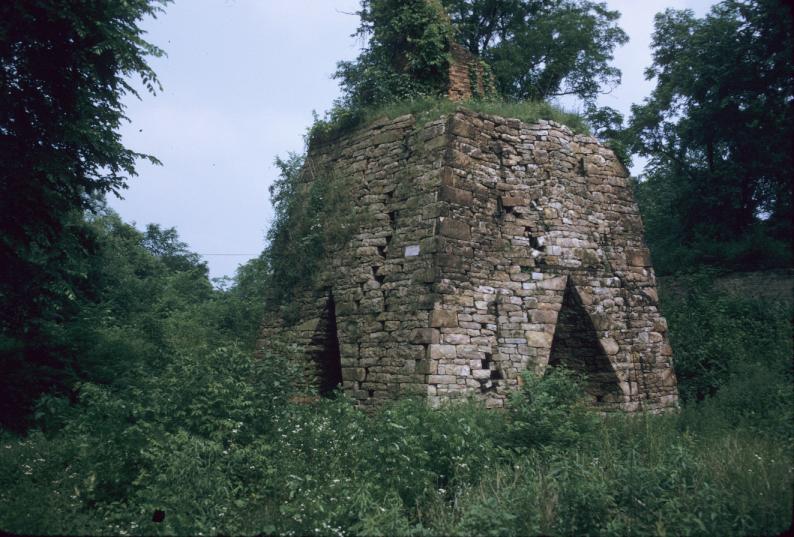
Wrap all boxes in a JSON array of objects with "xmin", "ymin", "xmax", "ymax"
[{"xmin": 112, "ymin": 0, "xmax": 719, "ymax": 280}]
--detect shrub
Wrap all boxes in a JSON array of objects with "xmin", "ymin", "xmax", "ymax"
[
  {"xmin": 661, "ymin": 272, "xmax": 793, "ymax": 441},
  {"xmin": 505, "ymin": 368, "xmax": 599, "ymax": 451}
]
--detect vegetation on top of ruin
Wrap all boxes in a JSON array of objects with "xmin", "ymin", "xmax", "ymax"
[
  {"xmin": 265, "ymin": 153, "xmax": 362, "ymax": 319},
  {"xmin": 308, "ymin": 96, "xmax": 591, "ymax": 146},
  {"xmin": 336, "ymin": 0, "xmax": 628, "ymax": 109},
  {"xmin": 326, "ymin": 0, "xmax": 628, "ymax": 152}
]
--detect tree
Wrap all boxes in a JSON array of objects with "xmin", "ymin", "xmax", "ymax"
[
  {"xmin": 337, "ymin": 0, "xmax": 627, "ymax": 108},
  {"xmin": 335, "ymin": 0, "xmax": 455, "ymax": 108},
  {"xmin": 0, "ymin": 1, "xmax": 169, "ymax": 429},
  {"xmin": 0, "ymin": 0, "xmax": 168, "ymax": 332},
  {"xmin": 629, "ymin": 0, "xmax": 793, "ymax": 272},
  {"xmin": 443, "ymin": 0, "xmax": 628, "ymax": 103}
]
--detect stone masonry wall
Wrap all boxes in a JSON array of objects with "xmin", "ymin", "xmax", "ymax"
[
  {"xmin": 447, "ymin": 43, "xmax": 496, "ymax": 102},
  {"xmin": 259, "ymin": 113, "xmax": 449, "ymax": 405},
  {"xmin": 258, "ymin": 108, "xmax": 679, "ymax": 413}
]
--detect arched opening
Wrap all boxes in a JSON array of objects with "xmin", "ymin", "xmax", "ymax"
[
  {"xmin": 314, "ymin": 294, "xmax": 343, "ymax": 396},
  {"xmin": 548, "ymin": 280, "xmax": 622, "ymax": 404}
]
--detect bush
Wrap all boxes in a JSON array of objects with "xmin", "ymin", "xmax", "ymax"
[
  {"xmin": 1, "ymin": 218, "xmax": 791, "ymax": 536},
  {"xmin": 661, "ymin": 272, "xmax": 793, "ymax": 440},
  {"xmin": 506, "ymin": 368, "xmax": 599, "ymax": 451}
]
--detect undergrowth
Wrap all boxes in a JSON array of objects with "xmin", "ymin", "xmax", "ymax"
[
  {"xmin": 0, "ymin": 246, "xmax": 791, "ymax": 537},
  {"xmin": 1, "ymin": 366, "xmax": 790, "ymax": 536}
]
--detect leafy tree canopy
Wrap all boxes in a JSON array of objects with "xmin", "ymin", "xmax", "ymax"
[
  {"xmin": 0, "ymin": 0, "xmax": 170, "ymax": 429},
  {"xmin": 630, "ymin": 0, "xmax": 793, "ymax": 272},
  {"xmin": 443, "ymin": 0, "xmax": 628, "ymax": 103},
  {"xmin": 335, "ymin": 0, "xmax": 455, "ymax": 108},
  {"xmin": 336, "ymin": 0, "xmax": 628, "ymax": 108},
  {"xmin": 0, "ymin": 0, "xmax": 169, "ymax": 337}
]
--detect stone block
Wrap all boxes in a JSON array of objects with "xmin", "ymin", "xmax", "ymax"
[
  {"xmin": 372, "ymin": 129, "xmax": 404, "ymax": 145},
  {"xmin": 443, "ymin": 333, "xmax": 470, "ymax": 345},
  {"xmin": 529, "ymin": 310, "xmax": 558, "ymax": 324},
  {"xmin": 439, "ymin": 167, "xmax": 456, "ymax": 186},
  {"xmin": 642, "ymin": 287, "xmax": 659, "ymax": 303},
  {"xmin": 591, "ymin": 313, "xmax": 610, "ymax": 331},
  {"xmin": 501, "ymin": 196, "xmax": 526, "ymax": 207},
  {"xmin": 449, "ymin": 116, "xmax": 477, "ymax": 138},
  {"xmin": 600, "ymin": 338, "xmax": 620, "ymax": 355},
  {"xmin": 629, "ymin": 251, "xmax": 652, "ymax": 267},
  {"xmin": 472, "ymin": 368, "xmax": 491, "ymax": 380},
  {"xmin": 446, "ymin": 148, "xmax": 471, "ymax": 167},
  {"xmin": 437, "ymin": 254, "xmax": 463, "ymax": 269},
  {"xmin": 410, "ymin": 328, "xmax": 440, "ymax": 344},
  {"xmin": 430, "ymin": 309, "xmax": 458, "ymax": 328},
  {"xmin": 427, "ymin": 374, "xmax": 457, "ymax": 384},
  {"xmin": 440, "ymin": 185, "xmax": 474, "ymax": 206},
  {"xmin": 341, "ymin": 368, "xmax": 367, "ymax": 382},
  {"xmin": 428, "ymin": 344, "xmax": 457, "ymax": 359},
  {"xmin": 526, "ymin": 331, "xmax": 552, "ymax": 348},
  {"xmin": 450, "ymin": 365, "xmax": 470, "ymax": 376},
  {"xmin": 439, "ymin": 218, "xmax": 471, "ymax": 241},
  {"xmin": 539, "ymin": 276, "xmax": 567, "ymax": 290},
  {"xmin": 415, "ymin": 359, "xmax": 434, "ymax": 375}
]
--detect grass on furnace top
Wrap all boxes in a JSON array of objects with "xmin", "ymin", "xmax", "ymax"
[{"xmin": 309, "ymin": 97, "xmax": 590, "ymax": 146}]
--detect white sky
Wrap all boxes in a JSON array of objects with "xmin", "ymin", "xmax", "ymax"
[{"xmin": 112, "ymin": 0, "xmax": 718, "ymax": 280}]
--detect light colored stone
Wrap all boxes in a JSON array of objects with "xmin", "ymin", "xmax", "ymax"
[
  {"xmin": 600, "ymin": 338, "xmax": 620, "ymax": 355},
  {"xmin": 404, "ymin": 244, "xmax": 421, "ymax": 257},
  {"xmin": 428, "ymin": 344, "xmax": 457, "ymax": 359},
  {"xmin": 526, "ymin": 331, "xmax": 553, "ymax": 348}
]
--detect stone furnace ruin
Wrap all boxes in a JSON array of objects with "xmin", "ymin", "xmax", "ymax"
[
  {"xmin": 258, "ymin": 43, "xmax": 678, "ymax": 413},
  {"xmin": 258, "ymin": 107, "xmax": 678, "ymax": 412}
]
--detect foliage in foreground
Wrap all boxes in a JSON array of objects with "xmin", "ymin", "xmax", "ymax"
[
  {"xmin": 0, "ymin": 209, "xmax": 268, "ymax": 432},
  {"xmin": 1, "ymin": 269, "xmax": 791, "ymax": 536}
]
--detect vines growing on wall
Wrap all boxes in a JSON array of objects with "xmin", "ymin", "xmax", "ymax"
[{"xmin": 265, "ymin": 153, "xmax": 360, "ymax": 319}]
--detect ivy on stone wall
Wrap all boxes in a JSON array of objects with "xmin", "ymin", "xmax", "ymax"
[{"xmin": 265, "ymin": 153, "xmax": 360, "ymax": 318}]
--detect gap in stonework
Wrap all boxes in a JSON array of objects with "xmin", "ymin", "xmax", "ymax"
[
  {"xmin": 548, "ymin": 280, "xmax": 621, "ymax": 404},
  {"xmin": 316, "ymin": 293, "xmax": 343, "ymax": 396}
]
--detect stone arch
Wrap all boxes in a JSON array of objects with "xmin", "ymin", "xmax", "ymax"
[
  {"xmin": 547, "ymin": 279, "xmax": 623, "ymax": 405},
  {"xmin": 311, "ymin": 292, "xmax": 343, "ymax": 396}
]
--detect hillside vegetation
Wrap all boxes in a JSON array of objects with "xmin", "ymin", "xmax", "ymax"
[{"xmin": 0, "ymin": 212, "xmax": 791, "ymax": 537}]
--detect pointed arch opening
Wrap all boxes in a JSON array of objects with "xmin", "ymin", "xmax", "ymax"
[
  {"xmin": 548, "ymin": 280, "xmax": 622, "ymax": 404},
  {"xmin": 313, "ymin": 293, "xmax": 343, "ymax": 396}
]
